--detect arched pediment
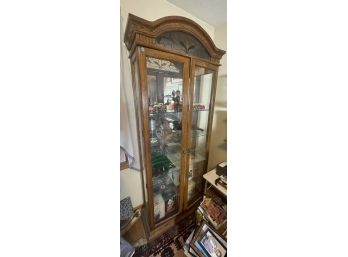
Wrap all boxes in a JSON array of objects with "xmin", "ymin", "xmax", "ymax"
[{"xmin": 124, "ymin": 14, "xmax": 225, "ymax": 64}]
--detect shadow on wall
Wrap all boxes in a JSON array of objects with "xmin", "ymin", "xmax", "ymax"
[{"xmin": 208, "ymin": 109, "xmax": 227, "ymax": 170}]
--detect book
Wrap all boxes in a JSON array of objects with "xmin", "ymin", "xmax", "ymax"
[
  {"xmin": 199, "ymin": 196, "xmax": 227, "ymax": 227},
  {"xmin": 188, "ymin": 246, "xmax": 199, "ymax": 257},
  {"xmin": 197, "ymin": 206, "xmax": 226, "ymax": 230},
  {"xmin": 184, "ymin": 228, "xmax": 196, "ymax": 252},
  {"xmin": 189, "ymin": 221, "xmax": 227, "ymax": 257}
]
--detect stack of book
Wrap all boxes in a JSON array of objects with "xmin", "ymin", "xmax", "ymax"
[
  {"xmin": 183, "ymin": 221, "xmax": 227, "ymax": 257},
  {"xmin": 197, "ymin": 196, "xmax": 227, "ymax": 230},
  {"xmin": 183, "ymin": 196, "xmax": 227, "ymax": 256}
]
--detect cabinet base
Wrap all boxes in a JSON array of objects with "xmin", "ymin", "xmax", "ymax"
[{"xmin": 148, "ymin": 202, "xmax": 199, "ymax": 242}]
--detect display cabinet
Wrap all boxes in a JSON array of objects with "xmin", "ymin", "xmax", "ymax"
[{"xmin": 124, "ymin": 14, "xmax": 225, "ymax": 232}]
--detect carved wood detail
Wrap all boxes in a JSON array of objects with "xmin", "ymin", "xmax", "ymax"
[
  {"xmin": 124, "ymin": 14, "xmax": 225, "ymax": 64},
  {"xmin": 124, "ymin": 14, "xmax": 226, "ymax": 233},
  {"xmin": 156, "ymin": 31, "xmax": 210, "ymax": 60}
]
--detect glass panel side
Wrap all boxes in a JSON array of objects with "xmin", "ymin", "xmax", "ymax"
[
  {"xmin": 132, "ymin": 59, "xmax": 147, "ymax": 201},
  {"xmin": 146, "ymin": 56, "xmax": 184, "ymax": 224},
  {"xmin": 187, "ymin": 66, "xmax": 214, "ymax": 206}
]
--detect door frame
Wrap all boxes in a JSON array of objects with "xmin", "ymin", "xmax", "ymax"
[
  {"xmin": 183, "ymin": 58, "xmax": 220, "ymax": 210},
  {"xmin": 137, "ymin": 46, "xmax": 191, "ymax": 229}
]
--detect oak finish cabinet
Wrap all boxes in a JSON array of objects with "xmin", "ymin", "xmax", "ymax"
[{"xmin": 124, "ymin": 14, "xmax": 225, "ymax": 233}]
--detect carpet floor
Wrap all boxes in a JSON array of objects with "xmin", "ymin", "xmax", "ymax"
[{"xmin": 133, "ymin": 215, "xmax": 195, "ymax": 257}]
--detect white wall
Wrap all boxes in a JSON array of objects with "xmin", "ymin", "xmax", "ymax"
[
  {"xmin": 120, "ymin": 0, "xmax": 226, "ymax": 206},
  {"xmin": 208, "ymin": 22, "xmax": 227, "ymax": 170},
  {"xmin": 214, "ymin": 23, "xmax": 227, "ymax": 76},
  {"xmin": 120, "ymin": 168, "xmax": 144, "ymax": 208},
  {"xmin": 120, "ymin": 0, "xmax": 215, "ymax": 38}
]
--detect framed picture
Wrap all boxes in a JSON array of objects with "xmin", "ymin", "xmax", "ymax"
[{"xmin": 190, "ymin": 221, "xmax": 227, "ymax": 257}]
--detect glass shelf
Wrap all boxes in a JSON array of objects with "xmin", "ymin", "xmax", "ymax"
[
  {"xmin": 192, "ymin": 130, "xmax": 207, "ymax": 138},
  {"xmin": 192, "ymin": 108, "xmax": 209, "ymax": 111},
  {"xmin": 149, "ymin": 109, "xmax": 210, "ymax": 115},
  {"xmin": 149, "ymin": 110, "xmax": 182, "ymax": 115}
]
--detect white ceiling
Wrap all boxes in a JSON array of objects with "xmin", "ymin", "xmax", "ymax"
[{"xmin": 167, "ymin": 0, "xmax": 226, "ymax": 27}]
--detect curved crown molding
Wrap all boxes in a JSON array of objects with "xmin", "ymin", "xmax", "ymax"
[{"xmin": 124, "ymin": 14, "xmax": 225, "ymax": 63}]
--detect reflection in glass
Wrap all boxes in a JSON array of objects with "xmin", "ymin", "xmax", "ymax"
[
  {"xmin": 187, "ymin": 66, "xmax": 214, "ymax": 206},
  {"xmin": 146, "ymin": 57, "xmax": 183, "ymax": 223}
]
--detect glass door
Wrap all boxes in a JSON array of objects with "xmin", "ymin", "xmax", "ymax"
[
  {"xmin": 185, "ymin": 61, "xmax": 218, "ymax": 208},
  {"xmin": 141, "ymin": 48, "xmax": 190, "ymax": 226}
]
